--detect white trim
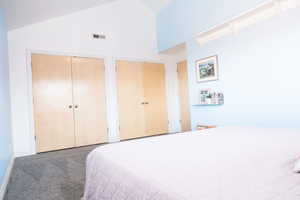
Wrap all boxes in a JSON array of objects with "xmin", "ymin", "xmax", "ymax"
[
  {"xmin": 194, "ymin": 0, "xmax": 274, "ymax": 39},
  {"xmin": 25, "ymin": 49, "xmax": 112, "ymax": 155},
  {"xmin": 113, "ymin": 56, "xmax": 165, "ymax": 63},
  {"xmin": 113, "ymin": 56, "xmax": 173, "ymax": 133},
  {"xmin": 0, "ymin": 157, "xmax": 14, "ymax": 200},
  {"xmin": 23, "ymin": 50, "xmax": 176, "ymax": 156},
  {"xmin": 195, "ymin": 0, "xmax": 300, "ymax": 46}
]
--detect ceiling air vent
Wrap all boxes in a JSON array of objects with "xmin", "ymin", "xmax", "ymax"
[{"xmin": 92, "ymin": 34, "xmax": 106, "ymax": 40}]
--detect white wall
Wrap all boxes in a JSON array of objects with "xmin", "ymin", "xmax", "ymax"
[
  {"xmin": 8, "ymin": 0, "xmax": 181, "ymax": 157},
  {"xmin": 164, "ymin": 50, "xmax": 187, "ymax": 133}
]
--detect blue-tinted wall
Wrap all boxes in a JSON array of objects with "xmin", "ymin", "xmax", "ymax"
[
  {"xmin": 0, "ymin": 8, "xmax": 13, "ymax": 186},
  {"xmin": 157, "ymin": 0, "xmax": 266, "ymax": 52},
  {"xmin": 157, "ymin": 0, "xmax": 300, "ymax": 129}
]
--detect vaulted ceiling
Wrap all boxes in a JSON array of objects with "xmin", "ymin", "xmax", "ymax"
[
  {"xmin": 0, "ymin": 0, "xmax": 173, "ymax": 30},
  {"xmin": 142, "ymin": 0, "xmax": 173, "ymax": 12}
]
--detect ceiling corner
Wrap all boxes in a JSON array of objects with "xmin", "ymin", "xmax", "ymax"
[{"xmin": 139, "ymin": 0, "xmax": 173, "ymax": 13}]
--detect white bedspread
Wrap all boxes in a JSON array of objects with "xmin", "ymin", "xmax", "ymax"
[{"xmin": 83, "ymin": 127, "xmax": 300, "ymax": 200}]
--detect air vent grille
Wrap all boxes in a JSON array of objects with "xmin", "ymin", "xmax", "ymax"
[{"xmin": 92, "ymin": 34, "xmax": 106, "ymax": 39}]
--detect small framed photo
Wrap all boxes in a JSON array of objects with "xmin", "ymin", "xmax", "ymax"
[
  {"xmin": 196, "ymin": 55, "xmax": 219, "ymax": 83},
  {"xmin": 200, "ymin": 89, "xmax": 211, "ymax": 97}
]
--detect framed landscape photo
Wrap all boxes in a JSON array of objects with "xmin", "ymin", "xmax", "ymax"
[{"xmin": 196, "ymin": 55, "xmax": 219, "ymax": 83}]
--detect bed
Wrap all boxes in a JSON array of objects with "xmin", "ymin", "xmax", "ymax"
[{"xmin": 82, "ymin": 127, "xmax": 300, "ymax": 200}]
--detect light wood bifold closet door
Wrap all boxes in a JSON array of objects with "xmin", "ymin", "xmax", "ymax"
[
  {"xmin": 72, "ymin": 57, "xmax": 108, "ymax": 147},
  {"xmin": 32, "ymin": 54, "xmax": 76, "ymax": 152},
  {"xmin": 177, "ymin": 61, "xmax": 191, "ymax": 132},
  {"xmin": 143, "ymin": 62, "xmax": 168, "ymax": 135},
  {"xmin": 116, "ymin": 60, "xmax": 168, "ymax": 140},
  {"xmin": 116, "ymin": 61, "xmax": 146, "ymax": 140},
  {"xmin": 32, "ymin": 54, "xmax": 107, "ymax": 153}
]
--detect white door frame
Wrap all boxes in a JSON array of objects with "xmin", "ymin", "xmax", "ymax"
[
  {"xmin": 113, "ymin": 56, "xmax": 173, "ymax": 133},
  {"xmin": 25, "ymin": 51, "xmax": 177, "ymax": 155},
  {"xmin": 26, "ymin": 49, "xmax": 112, "ymax": 155}
]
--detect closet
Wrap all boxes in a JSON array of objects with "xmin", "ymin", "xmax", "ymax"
[
  {"xmin": 116, "ymin": 60, "xmax": 168, "ymax": 140},
  {"xmin": 32, "ymin": 54, "xmax": 108, "ymax": 153},
  {"xmin": 177, "ymin": 60, "xmax": 191, "ymax": 132}
]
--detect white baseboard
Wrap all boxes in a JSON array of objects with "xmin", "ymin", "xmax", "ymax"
[{"xmin": 0, "ymin": 157, "xmax": 15, "ymax": 200}]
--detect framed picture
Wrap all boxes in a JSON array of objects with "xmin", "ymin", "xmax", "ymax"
[
  {"xmin": 200, "ymin": 89, "xmax": 211, "ymax": 104},
  {"xmin": 196, "ymin": 55, "xmax": 219, "ymax": 83},
  {"xmin": 200, "ymin": 89, "xmax": 211, "ymax": 97}
]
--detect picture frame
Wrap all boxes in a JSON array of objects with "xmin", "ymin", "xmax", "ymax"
[
  {"xmin": 200, "ymin": 89, "xmax": 211, "ymax": 97},
  {"xmin": 196, "ymin": 55, "xmax": 219, "ymax": 83},
  {"xmin": 200, "ymin": 89, "xmax": 211, "ymax": 104}
]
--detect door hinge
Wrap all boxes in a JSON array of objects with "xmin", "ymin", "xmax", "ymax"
[
  {"xmin": 34, "ymin": 136, "xmax": 37, "ymax": 140},
  {"xmin": 107, "ymin": 128, "xmax": 109, "ymax": 133}
]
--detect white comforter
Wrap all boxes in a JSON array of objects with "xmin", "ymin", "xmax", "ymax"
[{"xmin": 83, "ymin": 127, "xmax": 300, "ymax": 200}]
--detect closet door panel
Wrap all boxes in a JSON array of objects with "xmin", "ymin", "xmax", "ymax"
[
  {"xmin": 177, "ymin": 61, "xmax": 191, "ymax": 132},
  {"xmin": 72, "ymin": 57, "xmax": 108, "ymax": 146},
  {"xmin": 143, "ymin": 62, "xmax": 168, "ymax": 136},
  {"xmin": 116, "ymin": 60, "xmax": 146, "ymax": 140},
  {"xmin": 32, "ymin": 54, "xmax": 75, "ymax": 153}
]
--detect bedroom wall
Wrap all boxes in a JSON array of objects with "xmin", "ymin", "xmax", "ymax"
[
  {"xmin": 157, "ymin": 0, "xmax": 300, "ymax": 130},
  {"xmin": 0, "ymin": 8, "xmax": 13, "ymax": 190},
  {"xmin": 156, "ymin": 0, "xmax": 267, "ymax": 52},
  {"xmin": 8, "ymin": 0, "xmax": 181, "ymax": 157},
  {"xmin": 164, "ymin": 50, "xmax": 187, "ymax": 132}
]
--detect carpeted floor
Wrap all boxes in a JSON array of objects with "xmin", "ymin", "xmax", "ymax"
[{"xmin": 4, "ymin": 145, "xmax": 101, "ymax": 200}]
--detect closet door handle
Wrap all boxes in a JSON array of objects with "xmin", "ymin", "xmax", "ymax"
[
  {"xmin": 68, "ymin": 105, "xmax": 73, "ymax": 109},
  {"xmin": 144, "ymin": 102, "xmax": 149, "ymax": 105},
  {"xmin": 75, "ymin": 105, "xmax": 79, "ymax": 109},
  {"xmin": 141, "ymin": 102, "xmax": 145, "ymax": 105}
]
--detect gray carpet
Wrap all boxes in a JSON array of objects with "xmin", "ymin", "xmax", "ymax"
[{"xmin": 4, "ymin": 145, "xmax": 101, "ymax": 200}]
